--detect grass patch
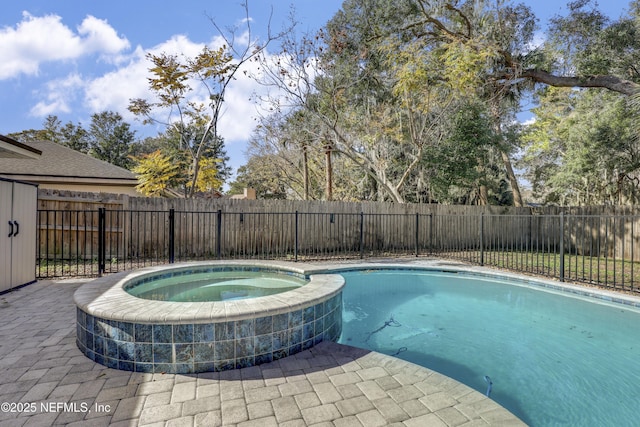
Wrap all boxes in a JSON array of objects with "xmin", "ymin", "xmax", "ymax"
[{"xmin": 443, "ymin": 250, "xmax": 640, "ymax": 293}]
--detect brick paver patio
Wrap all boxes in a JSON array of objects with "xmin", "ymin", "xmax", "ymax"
[{"xmin": 0, "ymin": 279, "xmax": 525, "ymax": 426}]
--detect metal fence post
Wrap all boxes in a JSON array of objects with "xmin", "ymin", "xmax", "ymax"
[
  {"xmin": 559, "ymin": 212, "xmax": 565, "ymax": 282},
  {"xmin": 98, "ymin": 208, "xmax": 106, "ymax": 276},
  {"xmin": 480, "ymin": 213, "xmax": 485, "ymax": 266},
  {"xmin": 168, "ymin": 208, "xmax": 175, "ymax": 264},
  {"xmin": 216, "ymin": 209, "xmax": 222, "ymax": 259},
  {"xmin": 359, "ymin": 212, "xmax": 364, "ymax": 259},
  {"xmin": 295, "ymin": 211, "xmax": 299, "ymax": 261}
]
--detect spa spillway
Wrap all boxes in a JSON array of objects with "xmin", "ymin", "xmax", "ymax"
[{"xmin": 74, "ymin": 261, "xmax": 344, "ymax": 374}]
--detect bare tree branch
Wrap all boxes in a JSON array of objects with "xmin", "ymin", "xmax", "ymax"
[{"xmin": 519, "ymin": 69, "xmax": 640, "ymax": 96}]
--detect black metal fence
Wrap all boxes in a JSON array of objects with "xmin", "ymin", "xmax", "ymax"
[{"xmin": 37, "ymin": 209, "xmax": 640, "ymax": 293}]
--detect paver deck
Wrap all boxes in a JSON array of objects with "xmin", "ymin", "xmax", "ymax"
[{"xmin": 0, "ymin": 278, "xmax": 525, "ymax": 426}]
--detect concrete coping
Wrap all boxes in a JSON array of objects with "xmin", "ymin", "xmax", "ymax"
[{"xmin": 73, "ymin": 260, "xmax": 344, "ymax": 324}]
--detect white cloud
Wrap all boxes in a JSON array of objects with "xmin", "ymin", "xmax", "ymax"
[
  {"xmin": 83, "ymin": 34, "xmax": 269, "ymax": 144},
  {"xmin": 29, "ymin": 73, "xmax": 85, "ymax": 116},
  {"xmin": 0, "ymin": 12, "xmax": 129, "ymax": 80},
  {"xmin": 77, "ymin": 15, "xmax": 130, "ymax": 56},
  {"xmin": 83, "ymin": 46, "xmax": 151, "ymax": 121},
  {"xmin": 23, "ymin": 20, "xmax": 291, "ymax": 149}
]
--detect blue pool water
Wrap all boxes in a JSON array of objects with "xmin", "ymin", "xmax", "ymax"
[{"xmin": 337, "ymin": 269, "xmax": 640, "ymax": 427}]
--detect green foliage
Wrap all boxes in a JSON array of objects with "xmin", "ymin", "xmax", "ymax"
[
  {"xmin": 424, "ymin": 103, "xmax": 496, "ymax": 201},
  {"xmin": 88, "ymin": 111, "xmax": 136, "ymax": 169},
  {"xmin": 521, "ymin": 87, "xmax": 638, "ymax": 205},
  {"xmin": 228, "ymin": 160, "xmax": 288, "ymax": 199},
  {"xmin": 212, "ymin": 0, "xmax": 640, "ymax": 205}
]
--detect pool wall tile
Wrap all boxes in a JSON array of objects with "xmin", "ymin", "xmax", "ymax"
[
  {"xmin": 173, "ymin": 324, "xmax": 193, "ymax": 343},
  {"xmin": 194, "ymin": 324, "xmax": 214, "ymax": 342},
  {"xmin": 195, "ymin": 362, "xmax": 215, "ymax": 372},
  {"xmin": 119, "ymin": 342, "xmax": 135, "ymax": 361},
  {"xmin": 94, "ymin": 354, "xmax": 104, "ymax": 366},
  {"xmin": 235, "ymin": 337, "xmax": 254, "ymax": 358},
  {"xmin": 119, "ymin": 361, "xmax": 134, "ymax": 372},
  {"xmin": 255, "ymin": 334, "xmax": 272, "ymax": 355},
  {"xmin": 75, "ymin": 266, "xmax": 344, "ymax": 374},
  {"xmin": 194, "ymin": 343, "xmax": 215, "ymax": 362},
  {"xmin": 215, "ymin": 340, "xmax": 235, "ymax": 360},
  {"xmin": 289, "ymin": 310, "xmax": 303, "ymax": 328},
  {"xmin": 215, "ymin": 322, "xmax": 235, "ymax": 340},
  {"xmin": 255, "ymin": 316, "xmax": 272, "ymax": 335},
  {"xmin": 153, "ymin": 344, "xmax": 172, "ymax": 364},
  {"xmin": 135, "ymin": 363, "xmax": 153, "ymax": 373},
  {"xmin": 272, "ymin": 330, "xmax": 288, "ymax": 351},
  {"xmin": 175, "ymin": 344, "xmax": 194, "ymax": 363},
  {"xmin": 135, "ymin": 324, "xmax": 153, "ymax": 343},
  {"xmin": 303, "ymin": 306, "xmax": 315, "ymax": 323},
  {"xmin": 273, "ymin": 348, "xmax": 288, "ymax": 360},
  {"xmin": 273, "ymin": 314, "xmax": 288, "ymax": 332},
  {"xmin": 255, "ymin": 353, "xmax": 272, "ymax": 365},
  {"xmin": 235, "ymin": 319, "xmax": 254, "ymax": 338},
  {"xmin": 135, "ymin": 343, "xmax": 152, "ymax": 362},
  {"xmin": 105, "ymin": 357, "xmax": 118, "ymax": 370},
  {"xmin": 236, "ymin": 357, "xmax": 254, "ymax": 369},
  {"xmin": 153, "ymin": 325, "xmax": 172, "ymax": 343}
]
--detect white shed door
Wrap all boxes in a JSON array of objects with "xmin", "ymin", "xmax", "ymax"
[
  {"xmin": 10, "ymin": 182, "xmax": 37, "ymax": 287},
  {"xmin": 0, "ymin": 180, "xmax": 13, "ymax": 292}
]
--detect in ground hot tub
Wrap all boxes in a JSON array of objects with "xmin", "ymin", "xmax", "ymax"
[
  {"xmin": 74, "ymin": 261, "xmax": 343, "ymax": 373},
  {"xmin": 125, "ymin": 268, "xmax": 309, "ymax": 302}
]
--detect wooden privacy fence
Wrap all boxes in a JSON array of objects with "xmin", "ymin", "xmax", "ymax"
[{"xmin": 35, "ymin": 189, "xmax": 640, "ymax": 291}]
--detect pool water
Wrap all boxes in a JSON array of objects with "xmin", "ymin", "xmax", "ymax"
[
  {"xmin": 338, "ymin": 269, "xmax": 640, "ymax": 427},
  {"xmin": 125, "ymin": 270, "xmax": 308, "ymax": 302}
]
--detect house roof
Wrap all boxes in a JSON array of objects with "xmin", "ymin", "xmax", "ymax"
[
  {"xmin": 0, "ymin": 134, "xmax": 42, "ymax": 159},
  {"xmin": 0, "ymin": 138, "xmax": 137, "ymax": 185}
]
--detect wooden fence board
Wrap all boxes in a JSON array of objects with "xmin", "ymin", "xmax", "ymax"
[{"xmin": 36, "ymin": 189, "xmax": 640, "ymax": 262}]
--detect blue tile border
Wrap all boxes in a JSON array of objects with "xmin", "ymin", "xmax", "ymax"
[
  {"xmin": 326, "ymin": 265, "xmax": 640, "ymax": 309},
  {"xmin": 76, "ymin": 292, "xmax": 342, "ymax": 374}
]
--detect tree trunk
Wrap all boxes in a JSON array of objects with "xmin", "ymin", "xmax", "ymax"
[
  {"xmin": 325, "ymin": 143, "xmax": 333, "ymax": 201},
  {"xmin": 501, "ymin": 149, "xmax": 523, "ymax": 207},
  {"xmin": 302, "ymin": 144, "xmax": 309, "ymax": 200},
  {"xmin": 477, "ymin": 157, "xmax": 489, "ymax": 205},
  {"xmin": 488, "ymin": 96, "xmax": 523, "ymax": 207},
  {"xmin": 479, "ymin": 184, "xmax": 489, "ymax": 205}
]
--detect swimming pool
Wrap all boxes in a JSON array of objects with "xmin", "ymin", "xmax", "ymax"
[{"xmin": 337, "ymin": 268, "xmax": 640, "ymax": 426}]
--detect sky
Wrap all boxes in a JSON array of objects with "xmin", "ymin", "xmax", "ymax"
[{"xmin": 0, "ymin": 0, "xmax": 631, "ymax": 179}]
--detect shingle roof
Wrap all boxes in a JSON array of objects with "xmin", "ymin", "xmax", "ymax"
[
  {"xmin": 0, "ymin": 134, "xmax": 42, "ymax": 159},
  {"xmin": 0, "ymin": 139, "xmax": 136, "ymax": 181}
]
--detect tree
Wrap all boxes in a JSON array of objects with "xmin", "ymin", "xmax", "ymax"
[
  {"xmin": 254, "ymin": 0, "xmax": 464, "ymax": 203},
  {"xmin": 228, "ymin": 158, "xmax": 289, "ymax": 199},
  {"xmin": 401, "ymin": 0, "xmax": 639, "ymax": 97},
  {"xmin": 131, "ymin": 150, "xmax": 183, "ymax": 197},
  {"xmin": 521, "ymin": 87, "xmax": 638, "ymax": 205},
  {"xmin": 88, "ymin": 111, "xmax": 137, "ymax": 169},
  {"xmin": 231, "ymin": 0, "xmax": 640, "ymax": 205},
  {"xmin": 129, "ymin": 3, "xmax": 290, "ymax": 197},
  {"xmin": 9, "ymin": 115, "xmax": 90, "ymax": 152}
]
